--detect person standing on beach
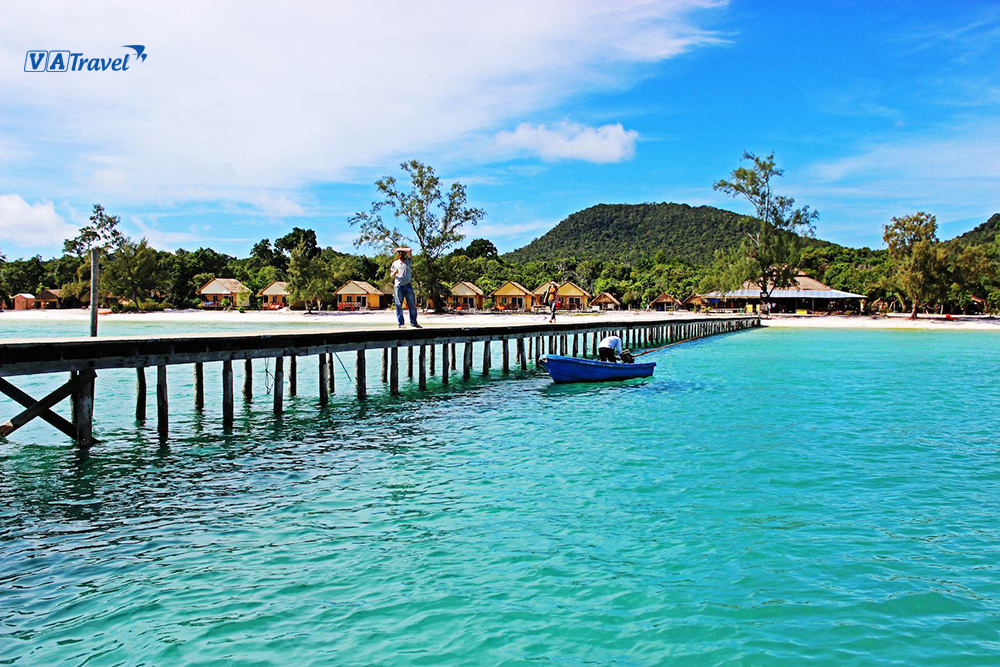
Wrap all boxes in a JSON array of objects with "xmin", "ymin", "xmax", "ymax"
[
  {"xmin": 545, "ymin": 284, "xmax": 558, "ymax": 323},
  {"xmin": 390, "ymin": 247, "xmax": 421, "ymax": 328}
]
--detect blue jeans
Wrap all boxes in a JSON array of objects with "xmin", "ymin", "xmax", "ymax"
[{"xmin": 395, "ymin": 283, "xmax": 417, "ymax": 326}]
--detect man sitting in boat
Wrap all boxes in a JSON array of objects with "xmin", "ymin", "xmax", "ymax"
[{"xmin": 598, "ymin": 334, "xmax": 624, "ymax": 363}]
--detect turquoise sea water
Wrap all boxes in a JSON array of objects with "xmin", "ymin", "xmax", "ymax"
[
  {"xmin": 0, "ymin": 315, "xmax": 391, "ymax": 340},
  {"xmin": 2, "ymin": 327, "xmax": 999, "ymax": 665}
]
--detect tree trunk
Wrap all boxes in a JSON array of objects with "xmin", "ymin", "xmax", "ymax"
[{"xmin": 910, "ymin": 301, "xmax": 918, "ymax": 319}]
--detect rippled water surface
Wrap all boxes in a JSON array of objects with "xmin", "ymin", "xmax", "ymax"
[{"xmin": 2, "ymin": 328, "xmax": 999, "ymax": 665}]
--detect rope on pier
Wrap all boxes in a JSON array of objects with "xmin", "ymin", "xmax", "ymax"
[
  {"xmin": 332, "ymin": 353, "xmax": 354, "ymax": 384},
  {"xmin": 263, "ymin": 358, "xmax": 274, "ymax": 395}
]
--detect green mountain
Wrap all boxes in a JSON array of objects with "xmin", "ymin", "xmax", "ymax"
[
  {"xmin": 954, "ymin": 213, "xmax": 1000, "ymax": 246},
  {"xmin": 504, "ymin": 202, "xmax": 829, "ymax": 265}
]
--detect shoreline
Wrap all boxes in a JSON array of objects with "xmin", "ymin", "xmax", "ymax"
[{"xmin": 0, "ymin": 308, "xmax": 998, "ymax": 332}]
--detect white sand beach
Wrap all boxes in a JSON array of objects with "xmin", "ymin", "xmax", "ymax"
[
  {"xmin": 1, "ymin": 307, "xmax": 998, "ymax": 332},
  {"xmin": 761, "ymin": 313, "xmax": 1000, "ymax": 331}
]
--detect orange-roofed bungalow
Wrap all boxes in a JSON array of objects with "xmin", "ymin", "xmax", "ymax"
[
  {"xmin": 35, "ymin": 288, "xmax": 62, "ymax": 309},
  {"xmin": 592, "ymin": 292, "xmax": 621, "ymax": 311},
  {"xmin": 335, "ymin": 280, "xmax": 389, "ymax": 310},
  {"xmin": 649, "ymin": 292, "xmax": 682, "ymax": 312},
  {"xmin": 197, "ymin": 278, "xmax": 251, "ymax": 309},
  {"xmin": 258, "ymin": 281, "xmax": 293, "ymax": 309},
  {"xmin": 490, "ymin": 281, "xmax": 533, "ymax": 311},
  {"xmin": 13, "ymin": 293, "xmax": 35, "ymax": 310},
  {"xmin": 556, "ymin": 281, "xmax": 591, "ymax": 310},
  {"xmin": 447, "ymin": 281, "xmax": 485, "ymax": 311}
]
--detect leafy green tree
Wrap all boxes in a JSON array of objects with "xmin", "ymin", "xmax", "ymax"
[
  {"xmin": 455, "ymin": 238, "xmax": 498, "ymax": 260},
  {"xmin": 1, "ymin": 255, "xmax": 47, "ymax": 294},
  {"xmin": 706, "ymin": 152, "xmax": 817, "ymax": 312},
  {"xmin": 276, "ymin": 228, "xmax": 319, "ymax": 258},
  {"xmin": 349, "ymin": 160, "xmax": 485, "ymax": 311},
  {"xmin": 63, "ymin": 204, "xmax": 126, "ymax": 257},
  {"xmin": 883, "ymin": 212, "xmax": 947, "ymax": 318},
  {"xmin": 249, "ymin": 238, "xmax": 288, "ymax": 273},
  {"xmin": 288, "ymin": 243, "xmax": 333, "ymax": 312},
  {"xmin": 102, "ymin": 239, "xmax": 162, "ymax": 310}
]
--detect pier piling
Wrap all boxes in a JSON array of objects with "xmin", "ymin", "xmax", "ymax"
[
  {"xmin": 356, "ymin": 350, "xmax": 367, "ymax": 400},
  {"xmin": 243, "ymin": 359, "xmax": 252, "ymax": 400},
  {"xmin": 222, "ymin": 359, "xmax": 234, "ymax": 428},
  {"xmin": 419, "ymin": 345, "xmax": 427, "ymax": 389},
  {"xmin": 273, "ymin": 356, "xmax": 285, "ymax": 415},
  {"xmin": 194, "ymin": 362, "xmax": 204, "ymax": 411},
  {"xmin": 157, "ymin": 365, "xmax": 168, "ymax": 438},
  {"xmin": 135, "ymin": 368, "xmax": 146, "ymax": 422}
]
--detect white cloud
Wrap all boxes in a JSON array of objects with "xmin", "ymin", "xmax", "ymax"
[
  {"xmin": 131, "ymin": 217, "xmax": 249, "ymax": 250},
  {"xmin": 247, "ymin": 193, "xmax": 305, "ymax": 217},
  {"xmin": 0, "ymin": 195, "xmax": 77, "ymax": 250},
  {"xmin": 495, "ymin": 122, "xmax": 640, "ymax": 163},
  {"xmin": 0, "ymin": 0, "xmax": 725, "ymax": 204},
  {"xmin": 795, "ymin": 119, "xmax": 1000, "ymax": 244}
]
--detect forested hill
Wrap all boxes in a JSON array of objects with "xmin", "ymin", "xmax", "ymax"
[
  {"xmin": 504, "ymin": 202, "xmax": 829, "ymax": 265},
  {"xmin": 954, "ymin": 213, "xmax": 1000, "ymax": 246}
]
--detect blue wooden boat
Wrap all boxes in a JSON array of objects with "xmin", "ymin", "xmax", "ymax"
[{"xmin": 539, "ymin": 354, "xmax": 655, "ymax": 384}]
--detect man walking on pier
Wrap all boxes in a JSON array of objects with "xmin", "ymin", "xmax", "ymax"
[{"xmin": 391, "ymin": 247, "xmax": 420, "ymax": 328}]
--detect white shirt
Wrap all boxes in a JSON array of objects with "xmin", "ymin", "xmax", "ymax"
[
  {"xmin": 598, "ymin": 335, "xmax": 623, "ymax": 354},
  {"xmin": 390, "ymin": 256, "xmax": 412, "ymax": 288}
]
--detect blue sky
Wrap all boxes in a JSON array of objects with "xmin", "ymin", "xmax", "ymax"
[{"xmin": 1, "ymin": 0, "xmax": 998, "ymax": 259}]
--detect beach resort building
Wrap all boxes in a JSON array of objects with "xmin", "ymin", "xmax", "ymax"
[
  {"xmin": 13, "ymin": 293, "xmax": 35, "ymax": 310},
  {"xmin": 649, "ymin": 292, "xmax": 682, "ymax": 312},
  {"xmin": 258, "ymin": 281, "xmax": 296, "ymax": 309},
  {"xmin": 554, "ymin": 281, "xmax": 592, "ymax": 310},
  {"xmin": 681, "ymin": 294, "xmax": 707, "ymax": 310},
  {"xmin": 334, "ymin": 280, "xmax": 388, "ymax": 310},
  {"xmin": 591, "ymin": 292, "xmax": 622, "ymax": 311},
  {"xmin": 531, "ymin": 281, "xmax": 592, "ymax": 311},
  {"xmin": 699, "ymin": 274, "xmax": 866, "ymax": 313},
  {"xmin": 197, "ymin": 278, "xmax": 251, "ymax": 309},
  {"xmin": 532, "ymin": 281, "xmax": 559, "ymax": 307},
  {"xmin": 447, "ymin": 281, "xmax": 485, "ymax": 311},
  {"xmin": 35, "ymin": 289, "xmax": 62, "ymax": 309},
  {"xmin": 490, "ymin": 281, "xmax": 534, "ymax": 311}
]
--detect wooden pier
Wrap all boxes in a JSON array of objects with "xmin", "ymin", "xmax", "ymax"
[{"xmin": 0, "ymin": 315, "xmax": 759, "ymax": 446}]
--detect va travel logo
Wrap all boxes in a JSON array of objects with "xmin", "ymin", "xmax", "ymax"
[{"xmin": 24, "ymin": 45, "xmax": 147, "ymax": 72}]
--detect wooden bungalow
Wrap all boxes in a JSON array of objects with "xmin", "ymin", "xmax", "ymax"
[
  {"xmin": 13, "ymin": 293, "xmax": 35, "ymax": 310},
  {"xmin": 681, "ymin": 294, "xmax": 707, "ymax": 310},
  {"xmin": 35, "ymin": 289, "xmax": 62, "ymax": 309},
  {"xmin": 490, "ymin": 281, "xmax": 534, "ymax": 311},
  {"xmin": 197, "ymin": 278, "xmax": 251, "ymax": 309},
  {"xmin": 447, "ymin": 281, "xmax": 485, "ymax": 311},
  {"xmin": 649, "ymin": 292, "xmax": 682, "ymax": 312},
  {"xmin": 258, "ymin": 281, "xmax": 294, "ymax": 309},
  {"xmin": 591, "ymin": 292, "xmax": 622, "ymax": 311},
  {"xmin": 556, "ymin": 281, "xmax": 591, "ymax": 310},
  {"xmin": 335, "ymin": 280, "xmax": 389, "ymax": 310}
]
